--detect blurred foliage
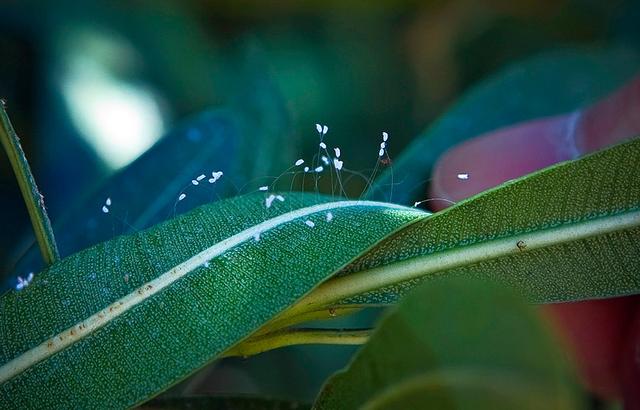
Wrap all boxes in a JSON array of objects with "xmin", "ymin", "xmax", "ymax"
[{"xmin": 1, "ymin": 0, "xmax": 640, "ymax": 404}]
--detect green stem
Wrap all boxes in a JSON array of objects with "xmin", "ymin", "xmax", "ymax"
[
  {"xmin": 0, "ymin": 103, "xmax": 59, "ymax": 266},
  {"xmin": 224, "ymin": 328, "xmax": 371, "ymax": 358}
]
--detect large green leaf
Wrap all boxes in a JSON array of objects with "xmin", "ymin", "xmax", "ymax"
[
  {"xmin": 0, "ymin": 194, "xmax": 424, "ymax": 408},
  {"xmin": 281, "ymin": 138, "xmax": 640, "ymax": 319},
  {"xmin": 313, "ymin": 278, "xmax": 582, "ymax": 409},
  {"xmin": 368, "ymin": 48, "xmax": 640, "ymax": 203}
]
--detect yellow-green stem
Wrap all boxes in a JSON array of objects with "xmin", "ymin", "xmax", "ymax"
[
  {"xmin": 224, "ymin": 328, "xmax": 371, "ymax": 358},
  {"xmin": 0, "ymin": 103, "xmax": 59, "ymax": 266}
]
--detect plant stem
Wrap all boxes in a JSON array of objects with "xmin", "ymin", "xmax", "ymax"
[
  {"xmin": 223, "ymin": 328, "xmax": 371, "ymax": 358},
  {"xmin": 0, "ymin": 103, "xmax": 59, "ymax": 266}
]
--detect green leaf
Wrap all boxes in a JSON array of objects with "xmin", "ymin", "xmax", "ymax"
[
  {"xmin": 0, "ymin": 193, "xmax": 425, "ymax": 408},
  {"xmin": 139, "ymin": 396, "xmax": 309, "ymax": 410},
  {"xmin": 368, "ymin": 48, "xmax": 640, "ymax": 203},
  {"xmin": 282, "ymin": 138, "xmax": 640, "ymax": 318},
  {"xmin": 313, "ymin": 278, "xmax": 582, "ymax": 409}
]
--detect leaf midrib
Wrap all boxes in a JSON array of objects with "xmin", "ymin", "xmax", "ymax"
[
  {"xmin": 289, "ymin": 208, "xmax": 640, "ymax": 313},
  {"xmin": 0, "ymin": 200, "xmax": 413, "ymax": 385}
]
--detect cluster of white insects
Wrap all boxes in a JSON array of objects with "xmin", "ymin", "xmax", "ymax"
[
  {"xmin": 101, "ymin": 197, "xmax": 112, "ymax": 214},
  {"xmin": 15, "ymin": 123, "xmax": 470, "ymax": 290}
]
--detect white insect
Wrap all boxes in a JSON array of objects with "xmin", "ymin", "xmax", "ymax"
[
  {"xmin": 191, "ymin": 180, "xmax": 199, "ymax": 186},
  {"xmin": 382, "ymin": 132, "xmax": 389, "ymax": 141},
  {"xmin": 259, "ymin": 186, "xmax": 269, "ymax": 191},
  {"xmin": 304, "ymin": 166, "xmax": 310, "ymax": 173},
  {"xmin": 211, "ymin": 171, "xmax": 224, "ymax": 182},
  {"xmin": 196, "ymin": 174, "xmax": 206, "ymax": 181},
  {"xmin": 333, "ymin": 158, "xmax": 343, "ymax": 171},
  {"xmin": 275, "ymin": 195, "xmax": 285, "ymax": 202},
  {"xmin": 321, "ymin": 156, "xmax": 330, "ymax": 165},
  {"xmin": 16, "ymin": 272, "xmax": 34, "ymax": 291},
  {"xmin": 102, "ymin": 205, "xmax": 109, "ymax": 214},
  {"xmin": 105, "ymin": 197, "xmax": 112, "ymax": 206},
  {"xmin": 265, "ymin": 194, "xmax": 276, "ymax": 208},
  {"xmin": 254, "ymin": 232, "xmax": 261, "ymax": 241},
  {"xmin": 413, "ymin": 201, "xmax": 420, "ymax": 207},
  {"xmin": 295, "ymin": 159, "xmax": 305, "ymax": 166},
  {"xmin": 322, "ymin": 125, "xmax": 328, "ymax": 135},
  {"xmin": 203, "ymin": 261, "xmax": 210, "ymax": 268},
  {"xmin": 326, "ymin": 212, "xmax": 334, "ymax": 222},
  {"xmin": 208, "ymin": 178, "xmax": 215, "ymax": 183},
  {"xmin": 316, "ymin": 123, "xmax": 323, "ymax": 133},
  {"xmin": 457, "ymin": 173, "xmax": 470, "ymax": 180},
  {"xmin": 378, "ymin": 148, "xmax": 385, "ymax": 157},
  {"xmin": 305, "ymin": 220, "xmax": 315, "ymax": 228},
  {"xmin": 380, "ymin": 142, "xmax": 386, "ymax": 149},
  {"xmin": 334, "ymin": 147, "xmax": 341, "ymax": 158},
  {"xmin": 314, "ymin": 166, "xmax": 324, "ymax": 173},
  {"xmin": 319, "ymin": 142, "xmax": 327, "ymax": 149},
  {"xmin": 178, "ymin": 193, "xmax": 187, "ymax": 201}
]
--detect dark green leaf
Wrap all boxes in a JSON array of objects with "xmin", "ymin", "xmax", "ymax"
[
  {"xmin": 313, "ymin": 278, "xmax": 582, "ymax": 409},
  {"xmin": 9, "ymin": 48, "xmax": 294, "ymax": 285}
]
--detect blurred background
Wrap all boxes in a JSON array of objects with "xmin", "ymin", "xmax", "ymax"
[{"xmin": 2, "ymin": 0, "xmax": 640, "ymax": 404}]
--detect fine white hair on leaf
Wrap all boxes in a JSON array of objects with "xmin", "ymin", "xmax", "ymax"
[
  {"xmin": 334, "ymin": 147, "xmax": 341, "ymax": 158},
  {"xmin": 322, "ymin": 125, "xmax": 328, "ymax": 135},
  {"xmin": 333, "ymin": 158, "xmax": 343, "ymax": 171},
  {"xmin": 275, "ymin": 195, "xmax": 285, "ymax": 202},
  {"xmin": 203, "ymin": 261, "xmax": 210, "ymax": 268},
  {"xmin": 259, "ymin": 186, "xmax": 269, "ymax": 191},
  {"xmin": 305, "ymin": 220, "xmax": 315, "ymax": 228},
  {"xmin": 254, "ymin": 232, "xmax": 261, "ymax": 241},
  {"xmin": 105, "ymin": 197, "xmax": 112, "ymax": 206},
  {"xmin": 191, "ymin": 180, "xmax": 199, "ymax": 186},
  {"xmin": 304, "ymin": 166, "xmax": 310, "ymax": 172},
  {"xmin": 378, "ymin": 148, "xmax": 385, "ymax": 157},
  {"xmin": 178, "ymin": 193, "xmax": 187, "ymax": 201},
  {"xmin": 413, "ymin": 201, "xmax": 420, "ymax": 207},
  {"xmin": 457, "ymin": 173, "xmax": 470, "ymax": 180},
  {"xmin": 314, "ymin": 166, "xmax": 324, "ymax": 173},
  {"xmin": 196, "ymin": 174, "xmax": 206, "ymax": 181},
  {"xmin": 326, "ymin": 212, "xmax": 333, "ymax": 222},
  {"xmin": 295, "ymin": 159, "xmax": 305, "ymax": 166},
  {"xmin": 321, "ymin": 156, "xmax": 329, "ymax": 165},
  {"xmin": 316, "ymin": 123, "xmax": 323, "ymax": 133},
  {"xmin": 319, "ymin": 142, "xmax": 327, "ymax": 149},
  {"xmin": 265, "ymin": 194, "xmax": 276, "ymax": 208},
  {"xmin": 382, "ymin": 131, "xmax": 389, "ymax": 141},
  {"xmin": 102, "ymin": 205, "xmax": 110, "ymax": 214}
]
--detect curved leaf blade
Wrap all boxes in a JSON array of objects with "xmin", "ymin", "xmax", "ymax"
[
  {"xmin": 313, "ymin": 278, "xmax": 582, "ymax": 409},
  {"xmin": 287, "ymin": 138, "xmax": 640, "ymax": 316},
  {"xmin": 0, "ymin": 194, "xmax": 425, "ymax": 408}
]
